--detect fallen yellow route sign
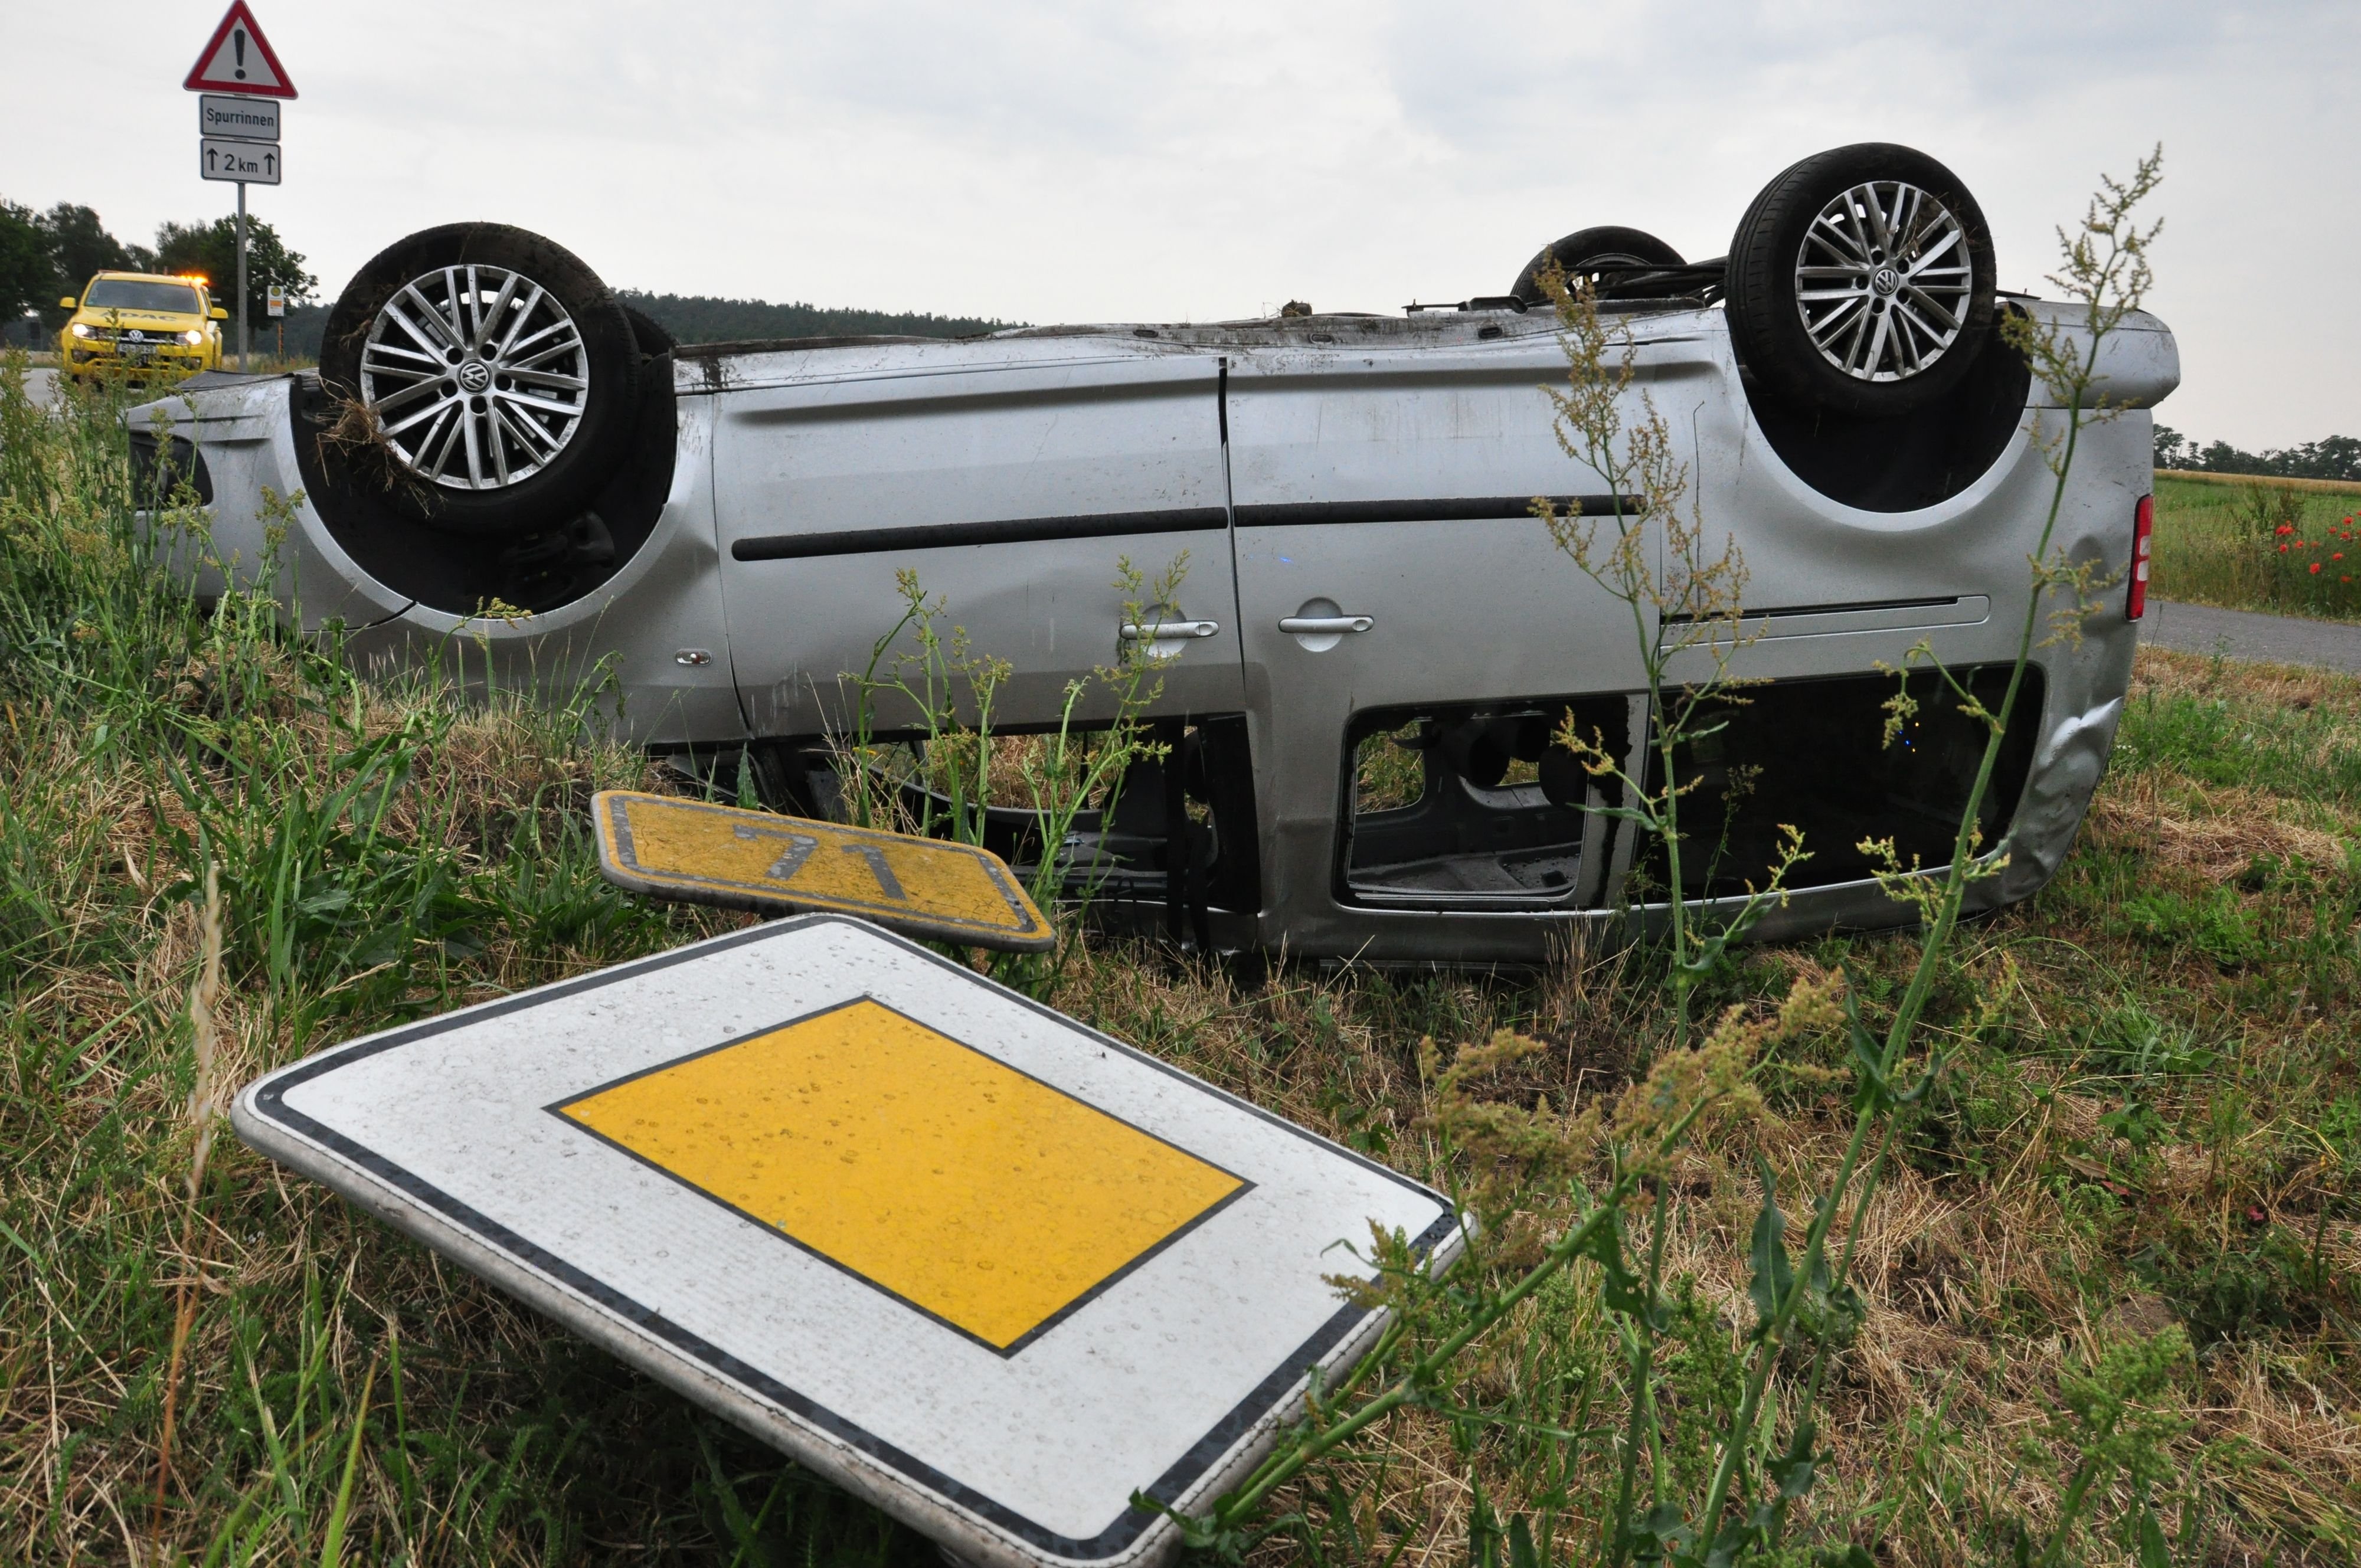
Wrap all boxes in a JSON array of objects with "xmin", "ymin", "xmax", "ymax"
[{"xmin": 590, "ymin": 790, "xmax": 1052, "ymax": 951}]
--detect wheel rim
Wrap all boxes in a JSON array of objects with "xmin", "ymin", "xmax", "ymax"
[
  {"xmin": 358, "ymin": 264, "xmax": 590, "ymax": 492},
  {"xmin": 1792, "ymin": 181, "xmax": 1973, "ymax": 384}
]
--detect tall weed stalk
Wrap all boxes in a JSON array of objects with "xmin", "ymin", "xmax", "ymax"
[
  {"xmin": 840, "ymin": 558, "xmax": 1185, "ymax": 996},
  {"xmin": 1166, "ymin": 151, "xmax": 2189, "ymax": 1567}
]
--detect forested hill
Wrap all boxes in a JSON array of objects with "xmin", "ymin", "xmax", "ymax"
[
  {"xmin": 619, "ymin": 290, "xmax": 1018, "ymax": 344},
  {"xmin": 11, "ymin": 289, "xmax": 1025, "ymax": 361}
]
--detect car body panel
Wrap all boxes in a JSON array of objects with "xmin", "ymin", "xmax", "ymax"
[
  {"xmin": 133, "ymin": 295, "xmax": 2179, "ymax": 961},
  {"xmin": 339, "ymin": 391, "xmax": 747, "ymax": 747},
  {"xmin": 1222, "ymin": 328, "xmax": 1662, "ymax": 950},
  {"xmin": 701, "ymin": 343, "xmax": 1242, "ymax": 736}
]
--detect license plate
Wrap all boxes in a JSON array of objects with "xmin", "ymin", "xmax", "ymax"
[{"xmin": 115, "ymin": 338, "xmax": 156, "ymax": 361}]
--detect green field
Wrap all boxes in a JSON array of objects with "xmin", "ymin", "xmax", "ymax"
[
  {"xmin": 2151, "ymin": 471, "xmax": 2361, "ymax": 621},
  {"xmin": 5, "ymin": 364, "xmax": 2359, "ymax": 1565}
]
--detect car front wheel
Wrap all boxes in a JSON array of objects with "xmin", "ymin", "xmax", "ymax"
[
  {"xmin": 318, "ymin": 222, "xmax": 641, "ymax": 535},
  {"xmin": 1724, "ymin": 143, "xmax": 1997, "ymax": 418}
]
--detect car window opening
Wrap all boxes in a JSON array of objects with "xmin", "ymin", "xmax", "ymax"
[
  {"xmin": 732, "ymin": 715, "xmax": 1263, "ymax": 933},
  {"xmin": 1636, "ymin": 664, "xmax": 2045, "ymax": 902},
  {"xmin": 1343, "ymin": 696, "xmax": 1629, "ymax": 908}
]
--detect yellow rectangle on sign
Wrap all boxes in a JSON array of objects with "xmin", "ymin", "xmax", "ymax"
[
  {"xmin": 591, "ymin": 791, "xmax": 1052, "ymax": 951},
  {"xmin": 554, "ymin": 998, "xmax": 1247, "ymax": 1353}
]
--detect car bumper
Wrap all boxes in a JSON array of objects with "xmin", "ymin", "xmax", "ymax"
[{"xmin": 69, "ymin": 348, "xmax": 212, "ymax": 375}]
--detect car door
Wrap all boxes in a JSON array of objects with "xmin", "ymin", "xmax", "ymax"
[
  {"xmin": 709, "ymin": 341, "xmax": 1241, "ymax": 741},
  {"xmin": 1225, "ymin": 321, "xmax": 1713, "ymax": 954}
]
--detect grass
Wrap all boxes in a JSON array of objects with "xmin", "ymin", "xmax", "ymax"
[
  {"xmin": 2150, "ymin": 472, "xmax": 2361, "ymax": 622},
  {"xmin": 5, "ymin": 364, "xmax": 2359, "ymax": 1565}
]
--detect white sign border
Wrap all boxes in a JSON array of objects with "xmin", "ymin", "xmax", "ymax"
[{"xmin": 232, "ymin": 915, "xmax": 1461, "ymax": 1568}]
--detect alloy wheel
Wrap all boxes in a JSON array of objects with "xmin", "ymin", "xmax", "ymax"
[
  {"xmin": 358, "ymin": 265, "xmax": 590, "ymax": 491},
  {"xmin": 1791, "ymin": 181, "xmax": 1973, "ymax": 384}
]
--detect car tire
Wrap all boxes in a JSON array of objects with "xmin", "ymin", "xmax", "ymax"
[
  {"xmin": 621, "ymin": 302, "xmax": 677, "ymax": 356},
  {"xmin": 1509, "ymin": 227, "xmax": 1685, "ymax": 307},
  {"xmin": 1725, "ymin": 143, "xmax": 1996, "ymax": 418},
  {"xmin": 318, "ymin": 222, "xmax": 640, "ymax": 535}
]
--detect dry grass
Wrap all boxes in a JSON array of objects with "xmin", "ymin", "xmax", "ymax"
[
  {"xmin": 1025, "ymin": 647, "xmax": 2361, "ymax": 1566},
  {"xmin": 5, "ymin": 368, "xmax": 2358, "ymax": 1564}
]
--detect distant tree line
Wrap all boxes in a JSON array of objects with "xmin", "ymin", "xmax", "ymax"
[
  {"xmin": 232, "ymin": 290, "xmax": 1023, "ymax": 364},
  {"xmin": 0, "ymin": 199, "xmax": 318, "ymax": 345},
  {"xmin": 1, "ymin": 209, "xmax": 1017, "ymax": 358},
  {"xmin": 2155, "ymin": 425, "xmax": 2361, "ymax": 483},
  {"xmin": 617, "ymin": 290, "xmax": 1018, "ymax": 345}
]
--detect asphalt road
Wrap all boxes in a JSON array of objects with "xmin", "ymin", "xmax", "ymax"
[
  {"xmin": 2142, "ymin": 598, "xmax": 2361, "ymax": 675},
  {"xmin": 25, "ymin": 368, "xmax": 57, "ymax": 407}
]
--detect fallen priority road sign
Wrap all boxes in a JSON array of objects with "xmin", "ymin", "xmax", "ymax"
[
  {"xmin": 231, "ymin": 915, "xmax": 1459, "ymax": 1568},
  {"xmin": 592, "ymin": 789, "xmax": 1053, "ymax": 951}
]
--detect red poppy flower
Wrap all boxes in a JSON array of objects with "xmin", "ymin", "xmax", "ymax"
[
  {"xmin": 2281, "ymin": 543, "xmax": 2291, "ymax": 553},
  {"xmin": 2278, "ymin": 523, "xmax": 2296, "ymax": 535},
  {"xmin": 2311, "ymin": 562, "xmax": 2323, "ymax": 574}
]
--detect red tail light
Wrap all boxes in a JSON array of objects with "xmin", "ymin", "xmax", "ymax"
[{"xmin": 2127, "ymin": 493, "xmax": 2154, "ymax": 620}]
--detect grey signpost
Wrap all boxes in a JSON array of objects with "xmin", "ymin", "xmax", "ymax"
[
  {"xmin": 198, "ymin": 136, "xmax": 281, "ymax": 368},
  {"xmin": 185, "ymin": 5, "xmax": 296, "ymax": 372}
]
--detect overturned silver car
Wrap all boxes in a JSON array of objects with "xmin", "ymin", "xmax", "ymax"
[{"xmin": 134, "ymin": 142, "xmax": 2179, "ymax": 962}]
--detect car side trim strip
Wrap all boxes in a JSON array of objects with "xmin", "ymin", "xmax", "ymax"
[
  {"xmin": 1232, "ymin": 495, "xmax": 1638, "ymax": 527},
  {"xmin": 730, "ymin": 506, "xmax": 1229, "ymax": 562}
]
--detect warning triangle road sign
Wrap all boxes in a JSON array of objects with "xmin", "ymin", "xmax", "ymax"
[{"xmin": 184, "ymin": 2, "xmax": 297, "ymax": 99}]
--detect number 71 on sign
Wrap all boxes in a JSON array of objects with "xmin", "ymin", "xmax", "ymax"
[{"xmin": 590, "ymin": 791, "xmax": 1053, "ymax": 951}]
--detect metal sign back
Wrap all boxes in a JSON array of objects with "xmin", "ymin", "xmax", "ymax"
[
  {"xmin": 593, "ymin": 790, "xmax": 1053, "ymax": 951},
  {"xmin": 231, "ymin": 916, "xmax": 1458, "ymax": 1568}
]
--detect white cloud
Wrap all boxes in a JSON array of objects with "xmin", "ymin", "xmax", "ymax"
[{"xmin": 5, "ymin": 0, "xmax": 2351, "ymax": 446}]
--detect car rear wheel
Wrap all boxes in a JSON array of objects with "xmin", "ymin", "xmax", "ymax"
[
  {"xmin": 319, "ymin": 222, "xmax": 640, "ymax": 535},
  {"xmin": 1725, "ymin": 143, "xmax": 1996, "ymax": 418},
  {"xmin": 1509, "ymin": 227, "xmax": 1686, "ymax": 307}
]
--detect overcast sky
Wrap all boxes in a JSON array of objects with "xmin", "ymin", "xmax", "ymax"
[{"xmin": 9, "ymin": 1, "xmax": 2351, "ymax": 447}]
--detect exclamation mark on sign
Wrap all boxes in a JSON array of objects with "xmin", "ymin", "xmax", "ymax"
[{"xmin": 233, "ymin": 28, "xmax": 247, "ymax": 80}]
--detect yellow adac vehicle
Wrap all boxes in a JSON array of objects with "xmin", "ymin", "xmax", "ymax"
[{"xmin": 59, "ymin": 271, "xmax": 230, "ymax": 384}]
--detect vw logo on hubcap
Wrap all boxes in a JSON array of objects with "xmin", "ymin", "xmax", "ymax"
[
  {"xmin": 1871, "ymin": 266, "xmax": 1902, "ymax": 297},
  {"xmin": 457, "ymin": 359, "xmax": 492, "ymax": 392}
]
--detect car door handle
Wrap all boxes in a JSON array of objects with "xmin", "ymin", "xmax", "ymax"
[
  {"xmin": 1120, "ymin": 619, "xmax": 1220, "ymax": 641},
  {"xmin": 1277, "ymin": 614, "xmax": 1373, "ymax": 635}
]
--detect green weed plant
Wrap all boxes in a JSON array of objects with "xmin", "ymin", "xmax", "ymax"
[{"xmin": 1156, "ymin": 149, "xmax": 2215, "ymax": 1568}]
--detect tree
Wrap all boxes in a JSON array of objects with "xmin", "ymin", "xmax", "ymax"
[
  {"xmin": 38, "ymin": 204, "xmax": 153, "ymax": 321},
  {"xmin": 2156, "ymin": 425, "xmax": 2361, "ymax": 484},
  {"xmin": 0, "ymin": 199, "xmax": 51, "ymax": 329},
  {"xmin": 153, "ymin": 215, "xmax": 318, "ymax": 328}
]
